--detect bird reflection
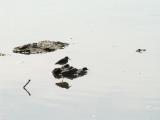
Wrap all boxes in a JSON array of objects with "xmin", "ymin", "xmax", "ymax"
[{"xmin": 55, "ymin": 82, "xmax": 71, "ymax": 89}]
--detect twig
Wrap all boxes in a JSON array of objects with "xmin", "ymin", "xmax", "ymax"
[{"xmin": 23, "ymin": 80, "xmax": 31, "ymax": 96}]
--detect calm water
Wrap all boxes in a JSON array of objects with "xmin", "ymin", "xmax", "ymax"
[{"xmin": 0, "ymin": 0, "xmax": 160, "ymax": 120}]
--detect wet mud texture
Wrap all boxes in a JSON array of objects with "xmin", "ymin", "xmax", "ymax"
[{"xmin": 13, "ymin": 40, "xmax": 69, "ymax": 55}]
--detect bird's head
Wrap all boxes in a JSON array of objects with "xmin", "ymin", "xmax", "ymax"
[
  {"xmin": 65, "ymin": 56, "xmax": 70, "ymax": 60},
  {"xmin": 63, "ymin": 64, "xmax": 70, "ymax": 68},
  {"xmin": 83, "ymin": 67, "xmax": 88, "ymax": 71}
]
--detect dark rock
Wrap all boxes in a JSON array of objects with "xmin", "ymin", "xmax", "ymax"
[{"xmin": 13, "ymin": 40, "xmax": 69, "ymax": 55}]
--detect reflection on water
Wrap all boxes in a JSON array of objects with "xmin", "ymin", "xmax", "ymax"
[
  {"xmin": 23, "ymin": 80, "xmax": 31, "ymax": 96},
  {"xmin": 55, "ymin": 82, "xmax": 71, "ymax": 89}
]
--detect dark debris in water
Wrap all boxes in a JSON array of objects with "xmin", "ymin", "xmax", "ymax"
[
  {"xmin": 136, "ymin": 49, "xmax": 146, "ymax": 53},
  {"xmin": 13, "ymin": 40, "xmax": 69, "ymax": 55}
]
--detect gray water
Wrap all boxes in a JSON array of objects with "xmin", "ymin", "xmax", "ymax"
[{"xmin": 0, "ymin": 0, "xmax": 160, "ymax": 120}]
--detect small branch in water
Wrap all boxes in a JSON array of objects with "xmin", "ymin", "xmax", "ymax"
[{"xmin": 23, "ymin": 80, "xmax": 31, "ymax": 96}]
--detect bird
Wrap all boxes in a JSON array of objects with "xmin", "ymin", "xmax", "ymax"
[
  {"xmin": 77, "ymin": 67, "xmax": 88, "ymax": 77},
  {"xmin": 61, "ymin": 68, "xmax": 78, "ymax": 80},
  {"xmin": 52, "ymin": 63, "xmax": 88, "ymax": 81},
  {"xmin": 61, "ymin": 67, "xmax": 88, "ymax": 80},
  {"xmin": 61, "ymin": 64, "xmax": 70, "ymax": 69},
  {"xmin": 55, "ymin": 56, "xmax": 70, "ymax": 65},
  {"xmin": 52, "ymin": 68, "xmax": 62, "ymax": 79},
  {"xmin": 82, "ymin": 67, "xmax": 88, "ymax": 71}
]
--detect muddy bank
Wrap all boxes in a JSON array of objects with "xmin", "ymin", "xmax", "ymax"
[{"xmin": 13, "ymin": 40, "xmax": 69, "ymax": 55}]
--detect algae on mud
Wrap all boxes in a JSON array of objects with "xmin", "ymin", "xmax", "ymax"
[{"xmin": 13, "ymin": 40, "xmax": 69, "ymax": 55}]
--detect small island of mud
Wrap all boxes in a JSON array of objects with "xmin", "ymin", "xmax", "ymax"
[{"xmin": 13, "ymin": 40, "xmax": 69, "ymax": 55}]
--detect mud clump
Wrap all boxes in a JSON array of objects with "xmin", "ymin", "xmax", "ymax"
[{"xmin": 13, "ymin": 40, "xmax": 69, "ymax": 55}]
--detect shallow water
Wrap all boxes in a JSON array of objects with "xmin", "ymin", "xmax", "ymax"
[{"xmin": 0, "ymin": 0, "xmax": 160, "ymax": 120}]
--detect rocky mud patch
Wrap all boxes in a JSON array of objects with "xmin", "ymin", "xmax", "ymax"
[{"xmin": 13, "ymin": 40, "xmax": 69, "ymax": 55}]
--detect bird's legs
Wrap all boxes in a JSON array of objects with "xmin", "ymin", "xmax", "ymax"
[{"xmin": 61, "ymin": 78, "xmax": 64, "ymax": 83}]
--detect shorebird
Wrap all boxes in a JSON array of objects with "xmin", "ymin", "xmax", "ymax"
[
  {"xmin": 52, "ymin": 63, "xmax": 88, "ymax": 82},
  {"xmin": 55, "ymin": 56, "xmax": 70, "ymax": 65},
  {"xmin": 52, "ymin": 68, "xmax": 62, "ymax": 79},
  {"xmin": 62, "ymin": 64, "xmax": 70, "ymax": 69},
  {"xmin": 78, "ymin": 67, "xmax": 88, "ymax": 76},
  {"xmin": 82, "ymin": 67, "xmax": 88, "ymax": 71},
  {"xmin": 61, "ymin": 67, "xmax": 88, "ymax": 80},
  {"xmin": 61, "ymin": 68, "xmax": 78, "ymax": 80}
]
